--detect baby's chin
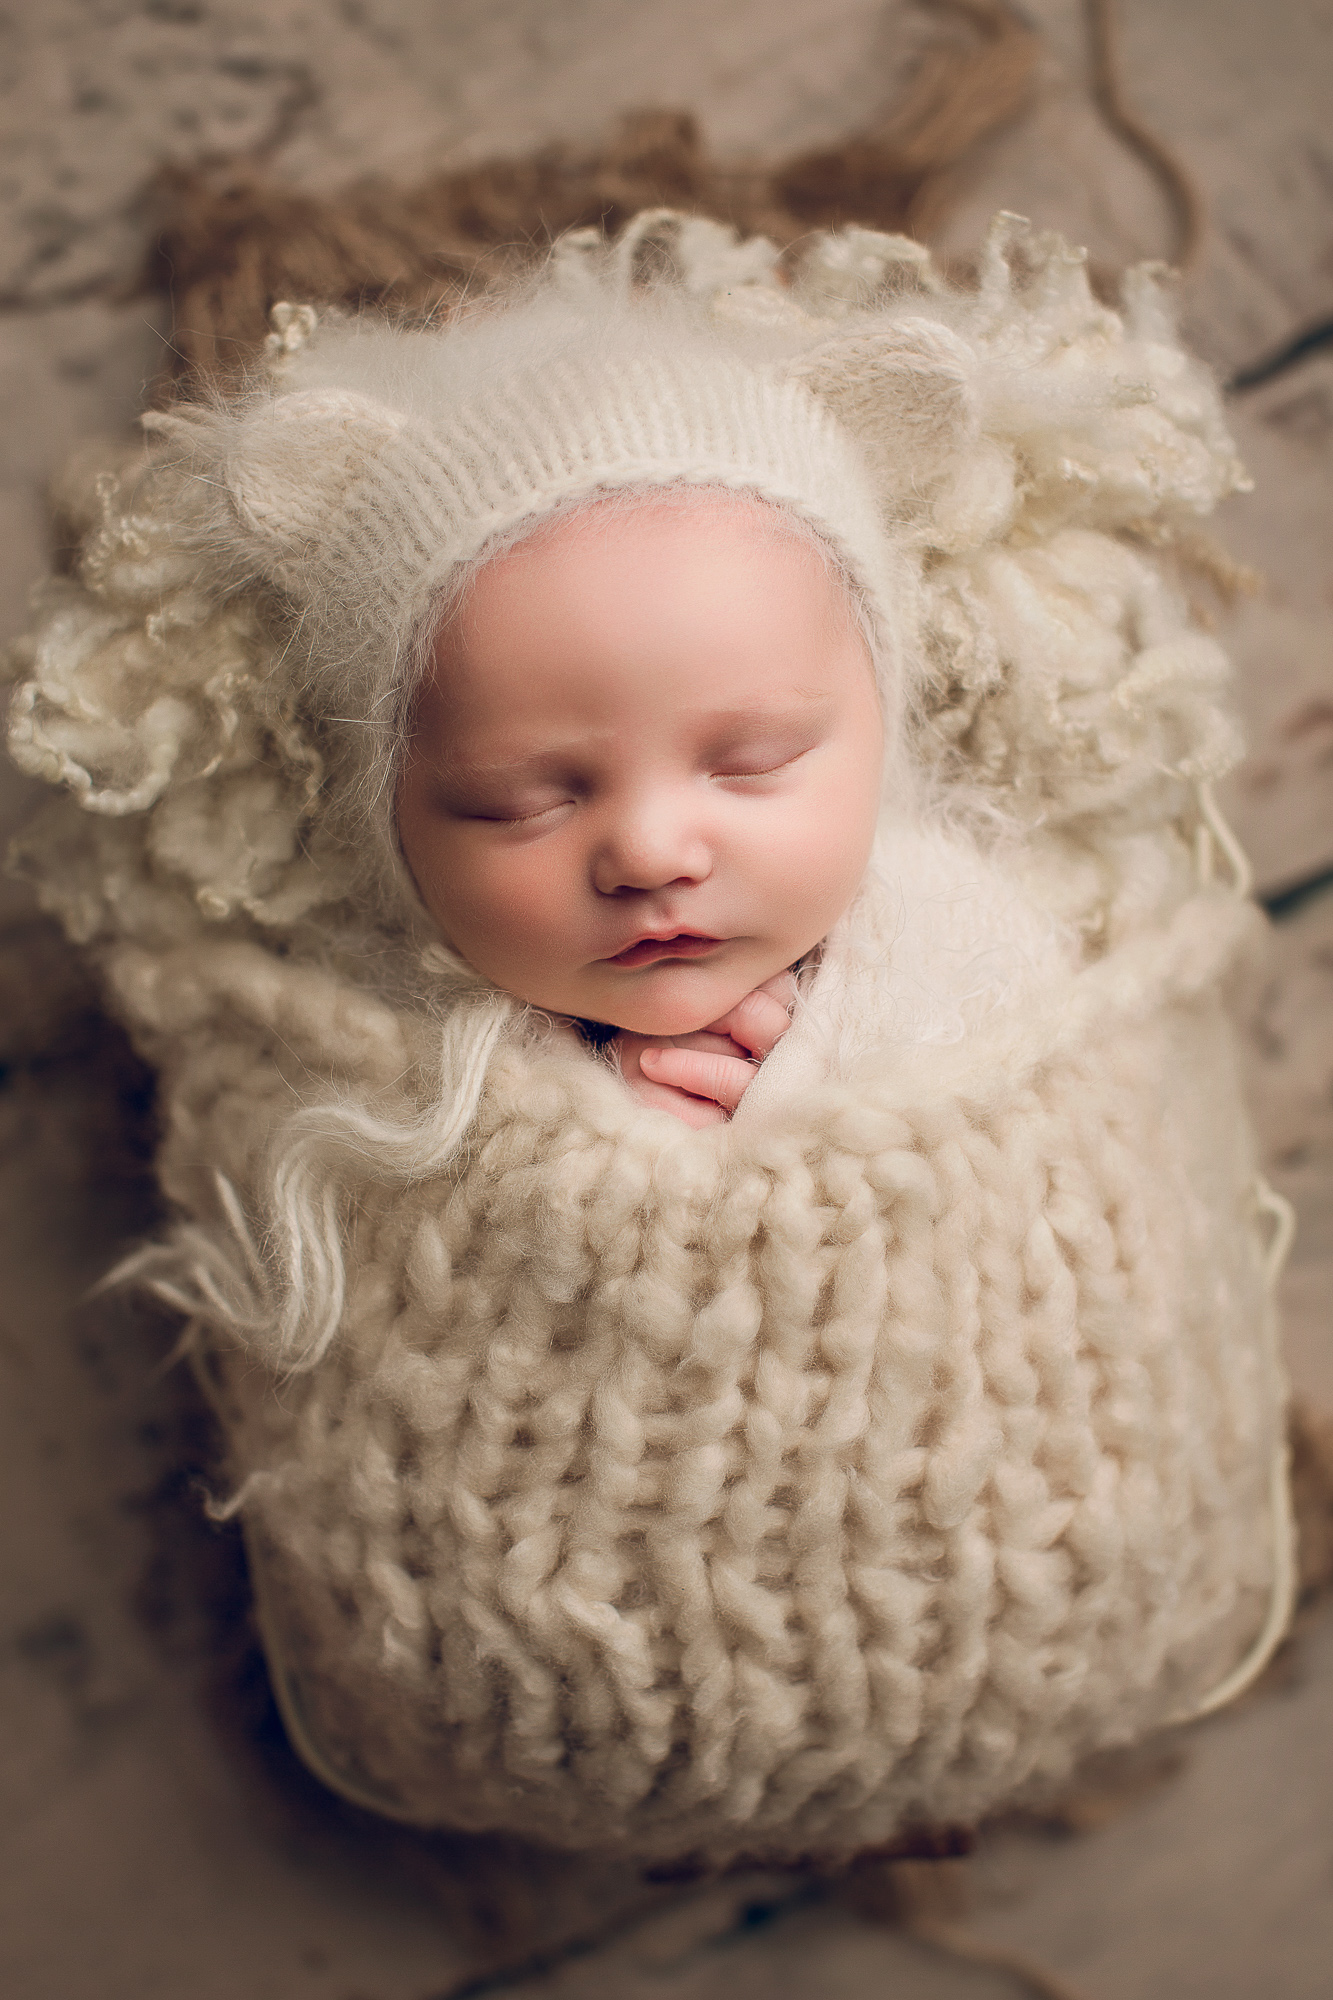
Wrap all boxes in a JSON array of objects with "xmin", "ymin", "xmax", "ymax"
[{"xmin": 568, "ymin": 961, "xmax": 771, "ymax": 1038}]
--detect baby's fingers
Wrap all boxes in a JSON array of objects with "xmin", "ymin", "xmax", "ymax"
[
  {"xmin": 708, "ymin": 982, "xmax": 794, "ymax": 1059},
  {"xmin": 638, "ymin": 1045, "xmax": 757, "ymax": 1113}
]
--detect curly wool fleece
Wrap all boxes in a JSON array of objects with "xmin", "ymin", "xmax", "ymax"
[{"xmin": 5, "ymin": 213, "xmax": 1291, "ymax": 1864}]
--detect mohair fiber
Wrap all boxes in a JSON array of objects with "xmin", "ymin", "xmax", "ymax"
[{"xmin": 4, "ymin": 212, "xmax": 1288, "ymax": 1866}]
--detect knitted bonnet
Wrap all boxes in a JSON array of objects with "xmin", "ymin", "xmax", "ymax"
[
  {"xmin": 5, "ymin": 212, "xmax": 1293, "ymax": 1867},
  {"xmin": 142, "ymin": 214, "xmax": 923, "ymax": 915},
  {"xmin": 222, "ymin": 259, "xmax": 903, "ymax": 656}
]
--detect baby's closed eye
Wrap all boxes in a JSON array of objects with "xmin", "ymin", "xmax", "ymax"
[{"xmin": 706, "ymin": 729, "xmax": 822, "ymax": 785}]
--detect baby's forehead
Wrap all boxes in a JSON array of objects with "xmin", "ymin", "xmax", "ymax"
[
  {"xmin": 516, "ymin": 486, "xmax": 840, "ymax": 584},
  {"xmin": 504, "ymin": 486, "xmax": 836, "ymax": 559},
  {"xmin": 448, "ymin": 487, "xmax": 860, "ymax": 647},
  {"xmin": 409, "ymin": 490, "xmax": 874, "ymax": 761}
]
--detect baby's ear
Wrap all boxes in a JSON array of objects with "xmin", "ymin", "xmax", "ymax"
[
  {"xmin": 225, "ymin": 388, "xmax": 410, "ymax": 556},
  {"xmin": 789, "ymin": 320, "xmax": 1008, "ymax": 546}
]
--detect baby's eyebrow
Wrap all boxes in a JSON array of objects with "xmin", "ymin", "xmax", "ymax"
[
  {"xmin": 434, "ymin": 692, "xmax": 832, "ymax": 784},
  {"xmin": 436, "ymin": 699, "xmax": 835, "ymax": 781},
  {"xmin": 440, "ymin": 746, "xmax": 580, "ymax": 781},
  {"xmin": 695, "ymin": 697, "xmax": 835, "ymax": 734}
]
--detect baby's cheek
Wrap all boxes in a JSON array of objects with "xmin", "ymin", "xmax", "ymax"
[
  {"xmin": 752, "ymin": 795, "xmax": 870, "ymax": 939},
  {"xmin": 464, "ymin": 843, "xmax": 579, "ymax": 961},
  {"xmin": 402, "ymin": 824, "xmax": 467, "ymax": 943}
]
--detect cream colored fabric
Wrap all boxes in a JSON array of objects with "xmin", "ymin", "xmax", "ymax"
[
  {"xmin": 177, "ymin": 882, "xmax": 1283, "ymax": 1864},
  {"xmin": 3, "ymin": 213, "xmax": 1287, "ymax": 1863}
]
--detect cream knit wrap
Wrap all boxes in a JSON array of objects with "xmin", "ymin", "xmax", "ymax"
[{"xmin": 5, "ymin": 213, "xmax": 1291, "ymax": 1865}]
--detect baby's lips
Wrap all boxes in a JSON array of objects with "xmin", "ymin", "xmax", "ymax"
[{"xmin": 603, "ymin": 933, "xmax": 726, "ymax": 967}]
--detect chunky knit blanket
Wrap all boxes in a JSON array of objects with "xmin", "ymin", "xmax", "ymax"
[{"xmin": 5, "ymin": 214, "xmax": 1291, "ymax": 1864}]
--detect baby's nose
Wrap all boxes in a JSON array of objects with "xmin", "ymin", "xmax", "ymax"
[{"xmin": 591, "ymin": 800, "xmax": 712, "ymax": 895}]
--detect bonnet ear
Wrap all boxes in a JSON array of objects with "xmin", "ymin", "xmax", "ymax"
[
  {"xmin": 224, "ymin": 388, "xmax": 412, "ymax": 563},
  {"xmin": 789, "ymin": 319, "xmax": 1014, "ymax": 549}
]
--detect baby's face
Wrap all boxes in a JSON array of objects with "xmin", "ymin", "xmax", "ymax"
[{"xmin": 397, "ymin": 497, "xmax": 884, "ymax": 1037}]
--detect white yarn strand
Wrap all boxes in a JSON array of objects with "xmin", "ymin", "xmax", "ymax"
[
  {"xmin": 1194, "ymin": 779, "xmax": 1254, "ymax": 899},
  {"xmin": 1166, "ymin": 1175, "xmax": 1298, "ymax": 1726},
  {"xmin": 261, "ymin": 994, "xmax": 513, "ymax": 1368}
]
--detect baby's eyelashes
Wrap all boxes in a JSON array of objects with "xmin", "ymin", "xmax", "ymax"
[
  {"xmin": 454, "ymin": 795, "xmax": 575, "ymax": 828},
  {"xmin": 423, "ymin": 760, "xmax": 583, "ymax": 826},
  {"xmin": 709, "ymin": 750, "xmax": 807, "ymax": 783},
  {"xmin": 493, "ymin": 801, "xmax": 575, "ymax": 829}
]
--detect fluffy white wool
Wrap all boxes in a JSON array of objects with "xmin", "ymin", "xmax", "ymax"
[
  {"xmin": 3, "ymin": 212, "xmax": 1288, "ymax": 1862},
  {"xmin": 207, "ymin": 886, "xmax": 1281, "ymax": 1859}
]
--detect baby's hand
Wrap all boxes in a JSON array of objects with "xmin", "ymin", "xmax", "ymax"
[{"xmin": 613, "ymin": 973, "xmax": 796, "ymax": 1128}]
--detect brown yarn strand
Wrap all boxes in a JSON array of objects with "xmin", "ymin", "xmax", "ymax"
[
  {"xmin": 138, "ymin": 0, "xmax": 1211, "ymax": 390},
  {"xmin": 907, "ymin": 1917, "xmax": 1097, "ymax": 2000},
  {"xmin": 864, "ymin": 1859, "xmax": 1097, "ymax": 2000},
  {"xmin": 771, "ymin": 0, "xmax": 1040, "ymax": 239},
  {"xmin": 1290, "ymin": 1399, "xmax": 1333, "ymax": 1599},
  {"xmin": 1086, "ymin": 0, "xmax": 1206, "ymax": 271},
  {"xmin": 141, "ymin": 0, "xmax": 1040, "ymax": 392}
]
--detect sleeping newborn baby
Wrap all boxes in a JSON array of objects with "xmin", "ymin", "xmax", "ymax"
[
  {"xmin": 397, "ymin": 491, "xmax": 884, "ymax": 1126},
  {"xmin": 7, "ymin": 229, "xmax": 1089, "ymax": 1361},
  {"xmin": 6, "ymin": 215, "xmax": 1287, "ymax": 1864}
]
